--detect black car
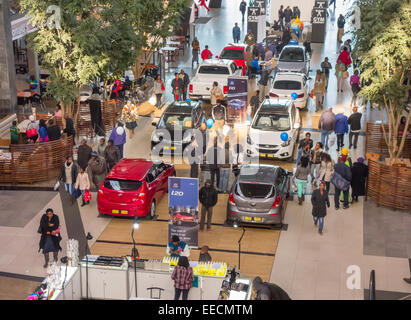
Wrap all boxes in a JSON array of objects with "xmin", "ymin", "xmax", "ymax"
[{"xmin": 151, "ymin": 101, "xmax": 205, "ymax": 155}]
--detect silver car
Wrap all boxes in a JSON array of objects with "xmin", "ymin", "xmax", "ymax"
[
  {"xmin": 226, "ymin": 164, "xmax": 292, "ymax": 226},
  {"xmin": 275, "ymin": 45, "xmax": 310, "ymax": 76}
]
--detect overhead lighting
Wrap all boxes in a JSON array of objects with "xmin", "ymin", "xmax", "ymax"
[{"xmin": 133, "ymin": 219, "xmax": 140, "ymax": 230}]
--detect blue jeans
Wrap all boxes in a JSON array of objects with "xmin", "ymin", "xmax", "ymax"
[
  {"xmin": 296, "ymin": 148, "xmax": 303, "ymax": 165},
  {"xmin": 321, "ymin": 130, "xmax": 331, "ymax": 150},
  {"xmin": 313, "ymin": 216, "xmax": 324, "ymax": 233},
  {"xmin": 65, "ymin": 183, "xmax": 74, "ymax": 195},
  {"xmin": 117, "ymin": 144, "xmax": 124, "ymax": 159},
  {"xmin": 296, "ymin": 178, "xmax": 307, "ymax": 198},
  {"xmin": 218, "ymin": 168, "xmax": 231, "ymax": 192}
]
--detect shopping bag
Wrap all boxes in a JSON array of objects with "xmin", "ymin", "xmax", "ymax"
[
  {"xmin": 53, "ymin": 180, "xmax": 60, "ymax": 191},
  {"xmin": 73, "ymin": 189, "xmax": 82, "ymax": 199},
  {"xmin": 309, "ymin": 89, "xmax": 314, "ymax": 99},
  {"xmin": 83, "ymin": 189, "xmax": 92, "ymax": 202},
  {"xmin": 328, "ymin": 132, "xmax": 336, "ymax": 147}
]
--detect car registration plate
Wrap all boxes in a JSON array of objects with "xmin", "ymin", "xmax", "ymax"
[
  {"xmin": 112, "ymin": 209, "xmax": 119, "ymax": 214},
  {"xmin": 112, "ymin": 209, "xmax": 128, "ymax": 215},
  {"xmin": 163, "ymin": 146, "xmax": 176, "ymax": 150},
  {"xmin": 260, "ymin": 153, "xmax": 274, "ymax": 158},
  {"xmin": 244, "ymin": 217, "xmax": 262, "ymax": 222}
]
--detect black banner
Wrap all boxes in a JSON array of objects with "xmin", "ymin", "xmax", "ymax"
[
  {"xmin": 253, "ymin": 0, "xmax": 266, "ymax": 16},
  {"xmin": 247, "ymin": 7, "xmax": 260, "ymax": 41},
  {"xmin": 315, "ymin": 1, "xmax": 328, "ymax": 9},
  {"xmin": 312, "ymin": 8, "xmax": 326, "ymax": 25}
]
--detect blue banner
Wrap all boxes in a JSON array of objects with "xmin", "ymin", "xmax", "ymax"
[
  {"xmin": 168, "ymin": 177, "xmax": 199, "ymax": 247},
  {"xmin": 227, "ymin": 77, "xmax": 249, "ymax": 124}
]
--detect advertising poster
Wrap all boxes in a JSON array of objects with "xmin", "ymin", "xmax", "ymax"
[
  {"xmin": 226, "ymin": 77, "xmax": 248, "ymax": 124},
  {"xmin": 247, "ymin": 7, "xmax": 260, "ymax": 41},
  {"xmin": 168, "ymin": 177, "xmax": 199, "ymax": 247}
]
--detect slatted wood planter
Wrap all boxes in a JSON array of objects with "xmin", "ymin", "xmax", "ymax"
[
  {"xmin": 366, "ymin": 159, "xmax": 411, "ymax": 210},
  {"xmin": 102, "ymin": 100, "xmax": 117, "ymax": 133},
  {"xmin": 0, "ymin": 136, "xmax": 73, "ymax": 183},
  {"xmin": 365, "ymin": 123, "xmax": 411, "ymax": 159},
  {"xmin": 76, "ymin": 102, "xmax": 95, "ymax": 138}
]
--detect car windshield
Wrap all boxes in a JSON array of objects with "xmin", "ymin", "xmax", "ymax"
[
  {"xmin": 198, "ymin": 66, "xmax": 230, "ymax": 74},
  {"xmin": 239, "ymin": 183, "xmax": 274, "ymax": 198},
  {"xmin": 158, "ymin": 113, "xmax": 192, "ymax": 129},
  {"xmin": 220, "ymin": 49, "xmax": 244, "ymax": 60},
  {"xmin": 274, "ymin": 80, "xmax": 301, "ymax": 90},
  {"xmin": 279, "ymin": 48, "xmax": 304, "ymax": 62},
  {"xmin": 104, "ymin": 179, "xmax": 142, "ymax": 191},
  {"xmin": 252, "ymin": 113, "xmax": 290, "ymax": 131}
]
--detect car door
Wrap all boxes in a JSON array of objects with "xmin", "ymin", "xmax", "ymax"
[
  {"xmin": 275, "ymin": 168, "xmax": 288, "ymax": 220},
  {"xmin": 305, "ymin": 49, "xmax": 310, "ymax": 74},
  {"xmin": 145, "ymin": 165, "xmax": 160, "ymax": 203},
  {"xmin": 290, "ymin": 104, "xmax": 298, "ymax": 146},
  {"xmin": 156, "ymin": 162, "xmax": 169, "ymax": 198}
]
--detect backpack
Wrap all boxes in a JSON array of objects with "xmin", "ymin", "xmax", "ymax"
[{"xmin": 331, "ymin": 171, "xmax": 350, "ymax": 191}]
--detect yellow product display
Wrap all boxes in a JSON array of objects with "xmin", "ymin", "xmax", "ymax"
[{"xmin": 192, "ymin": 262, "xmax": 227, "ymax": 277}]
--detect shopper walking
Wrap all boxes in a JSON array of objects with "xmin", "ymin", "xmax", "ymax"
[
  {"xmin": 335, "ymin": 112, "xmax": 348, "ymax": 152},
  {"xmin": 318, "ymin": 107, "xmax": 336, "ymax": 151},
  {"xmin": 281, "ymin": 25, "xmax": 292, "ymax": 48},
  {"xmin": 245, "ymin": 46, "xmax": 253, "ymax": 76},
  {"xmin": 74, "ymin": 167, "xmax": 91, "ymax": 207},
  {"xmin": 320, "ymin": 57, "xmax": 332, "ymax": 89},
  {"xmin": 210, "ymin": 81, "xmax": 223, "ymax": 106},
  {"xmin": 59, "ymin": 155, "xmax": 78, "ymax": 202},
  {"xmin": 295, "ymin": 157, "xmax": 310, "ymax": 205},
  {"xmin": 62, "ymin": 114, "xmax": 76, "ymax": 145},
  {"xmin": 240, "ymin": 0, "xmax": 247, "ymax": 22},
  {"xmin": 199, "ymin": 180, "xmax": 218, "ymax": 231},
  {"xmin": 121, "ymin": 101, "xmax": 138, "ymax": 139},
  {"xmin": 171, "ymin": 256, "xmax": 194, "ymax": 301},
  {"xmin": 167, "ymin": 235, "xmax": 190, "ymax": 258},
  {"xmin": 38, "ymin": 208, "xmax": 62, "ymax": 268},
  {"xmin": 318, "ymin": 153, "xmax": 334, "ymax": 193},
  {"xmin": 192, "ymin": 37, "xmax": 200, "ymax": 67},
  {"xmin": 296, "ymin": 132, "xmax": 313, "ymax": 166},
  {"xmin": 283, "ymin": 6, "xmax": 292, "ymax": 27},
  {"xmin": 258, "ymin": 67, "xmax": 270, "ymax": 102},
  {"xmin": 313, "ymin": 70, "xmax": 327, "ymax": 111},
  {"xmin": 171, "ymin": 72, "xmax": 184, "ymax": 101},
  {"xmin": 201, "ymin": 45, "xmax": 213, "ymax": 61},
  {"xmin": 348, "ymin": 106, "xmax": 362, "ymax": 149},
  {"xmin": 278, "ymin": 5, "xmax": 284, "ymax": 31},
  {"xmin": 187, "ymin": 136, "xmax": 201, "ymax": 178},
  {"xmin": 253, "ymin": 276, "xmax": 291, "ymax": 300},
  {"xmin": 153, "ymin": 75, "xmax": 165, "ymax": 108},
  {"xmin": 338, "ymin": 47, "xmax": 352, "ymax": 67},
  {"xmin": 351, "ymin": 157, "xmax": 368, "ymax": 202},
  {"xmin": 311, "ymin": 181, "xmax": 330, "ymax": 235},
  {"xmin": 218, "ymin": 138, "xmax": 232, "ymax": 193},
  {"xmin": 310, "ymin": 142, "xmax": 324, "ymax": 186},
  {"xmin": 335, "ymin": 59, "xmax": 346, "ymax": 93},
  {"xmin": 233, "ymin": 23, "xmax": 241, "ymax": 43},
  {"xmin": 77, "ymin": 139, "xmax": 92, "ymax": 171},
  {"xmin": 104, "ymin": 139, "xmax": 121, "ymax": 171},
  {"xmin": 244, "ymin": 30, "xmax": 256, "ymax": 47},
  {"xmin": 87, "ymin": 151, "xmax": 107, "ymax": 189},
  {"xmin": 337, "ymin": 14, "xmax": 345, "ymax": 43},
  {"xmin": 109, "ymin": 123, "xmax": 126, "ymax": 158},
  {"xmin": 350, "ymin": 70, "xmax": 361, "ymax": 108},
  {"xmin": 180, "ymin": 69, "xmax": 190, "ymax": 101},
  {"xmin": 332, "ymin": 156, "xmax": 352, "ymax": 210},
  {"xmin": 250, "ymin": 90, "xmax": 260, "ymax": 118}
]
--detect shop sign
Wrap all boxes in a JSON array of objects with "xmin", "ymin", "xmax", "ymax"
[
  {"xmin": 247, "ymin": 7, "xmax": 260, "ymax": 22},
  {"xmin": 168, "ymin": 177, "xmax": 199, "ymax": 247},
  {"xmin": 315, "ymin": 1, "xmax": 328, "ymax": 9},
  {"xmin": 227, "ymin": 77, "xmax": 248, "ymax": 124},
  {"xmin": 11, "ymin": 17, "xmax": 37, "ymax": 41},
  {"xmin": 253, "ymin": 0, "xmax": 266, "ymax": 16},
  {"xmin": 312, "ymin": 8, "xmax": 326, "ymax": 24}
]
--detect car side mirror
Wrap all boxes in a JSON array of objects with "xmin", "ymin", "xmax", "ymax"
[
  {"xmin": 151, "ymin": 121, "xmax": 157, "ymax": 127},
  {"xmin": 294, "ymin": 123, "xmax": 300, "ymax": 129}
]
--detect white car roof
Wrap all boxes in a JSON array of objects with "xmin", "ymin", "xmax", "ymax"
[{"xmin": 202, "ymin": 59, "xmax": 233, "ymax": 66}]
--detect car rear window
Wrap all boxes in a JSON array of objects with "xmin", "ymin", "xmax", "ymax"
[
  {"xmin": 104, "ymin": 179, "xmax": 142, "ymax": 191},
  {"xmin": 220, "ymin": 49, "xmax": 244, "ymax": 60},
  {"xmin": 274, "ymin": 80, "xmax": 301, "ymax": 90},
  {"xmin": 239, "ymin": 183, "xmax": 274, "ymax": 198},
  {"xmin": 279, "ymin": 48, "xmax": 304, "ymax": 62},
  {"xmin": 198, "ymin": 66, "xmax": 230, "ymax": 74}
]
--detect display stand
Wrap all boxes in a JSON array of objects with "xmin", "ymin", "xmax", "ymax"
[{"xmin": 311, "ymin": 1, "xmax": 327, "ymax": 43}]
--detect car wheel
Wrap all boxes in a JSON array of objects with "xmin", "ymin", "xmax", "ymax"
[{"xmin": 149, "ymin": 200, "xmax": 156, "ymax": 219}]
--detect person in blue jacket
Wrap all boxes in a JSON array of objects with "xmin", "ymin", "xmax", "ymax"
[
  {"xmin": 250, "ymin": 56, "xmax": 260, "ymax": 76},
  {"xmin": 232, "ymin": 23, "xmax": 241, "ymax": 43},
  {"xmin": 335, "ymin": 112, "xmax": 348, "ymax": 152},
  {"xmin": 166, "ymin": 235, "xmax": 190, "ymax": 258}
]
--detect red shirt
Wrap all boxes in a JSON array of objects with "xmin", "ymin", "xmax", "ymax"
[
  {"xmin": 201, "ymin": 49, "xmax": 213, "ymax": 60},
  {"xmin": 171, "ymin": 266, "xmax": 194, "ymax": 290},
  {"xmin": 338, "ymin": 50, "xmax": 352, "ymax": 66}
]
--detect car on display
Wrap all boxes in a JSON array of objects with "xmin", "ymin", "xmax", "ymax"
[
  {"xmin": 151, "ymin": 100, "xmax": 205, "ymax": 155},
  {"xmin": 97, "ymin": 159, "xmax": 176, "ymax": 218},
  {"xmin": 246, "ymin": 99, "xmax": 301, "ymax": 160},
  {"xmin": 275, "ymin": 45, "xmax": 310, "ymax": 76},
  {"xmin": 188, "ymin": 59, "xmax": 243, "ymax": 101},
  {"xmin": 258, "ymin": 35, "xmax": 282, "ymax": 56},
  {"xmin": 269, "ymin": 72, "xmax": 310, "ymax": 109},
  {"xmin": 226, "ymin": 164, "xmax": 291, "ymax": 226},
  {"xmin": 217, "ymin": 44, "xmax": 247, "ymax": 75}
]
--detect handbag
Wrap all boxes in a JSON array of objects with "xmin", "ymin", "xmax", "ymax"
[
  {"xmin": 37, "ymin": 225, "xmax": 42, "ymax": 234},
  {"xmin": 73, "ymin": 188, "xmax": 82, "ymax": 199},
  {"xmin": 161, "ymin": 82, "xmax": 165, "ymax": 91},
  {"xmin": 26, "ymin": 128, "xmax": 38, "ymax": 138},
  {"xmin": 328, "ymin": 132, "xmax": 336, "ymax": 147},
  {"xmin": 40, "ymin": 136, "xmax": 49, "ymax": 142},
  {"xmin": 342, "ymin": 71, "xmax": 349, "ymax": 79},
  {"xmin": 331, "ymin": 171, "xmax": 350, "ymax": 191},
  {"xmin": 53, "ymin": 180, "xmax": 60, "ymax": 191},
  {"xmin": 83, "ymin": 189, "xmax": 92, "ymax": 202}
]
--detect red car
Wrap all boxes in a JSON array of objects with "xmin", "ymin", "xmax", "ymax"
[
  {"xmin": 97, "ymin": 159, "xmax": 176, "ymax": 218},
  {"xmin": 218, "ymin": 44, "xmax": 247, "ymax": 76}
]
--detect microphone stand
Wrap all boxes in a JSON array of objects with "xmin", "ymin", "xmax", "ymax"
[
  {"xmin": 238, "ymin": 225, "xmax": 246, "ymax": 273},
  {"xmin": 85, "ymin": 233, "xmax": 93, "ymax": 300},
  {"xmin": 131, "ymin": 228, "xmax": 138, "ymax": 298}
]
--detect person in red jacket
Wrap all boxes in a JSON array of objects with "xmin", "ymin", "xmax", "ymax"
[
  {"xmin": 337, "ymin": 47, "xmax": 352, "ymax": 66},
  {"xmin": 199, "ymin": 0, "xmax": 210, "ymax": 12},
  {"xmin": 201, "ymin": 45, "xmax": 213, "ymax": 61}
]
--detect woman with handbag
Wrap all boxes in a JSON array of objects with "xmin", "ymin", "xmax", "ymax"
[
  {"xmin": 121, "ymin": 101, "xmax": 138, "ymax": 139},
  {"xmin": 153, "ymin": 75, "xmax": 165, "ymax": 108},
  {"xmin": 38, "ymin": 119, "xmax": 49, "ymax": 143},
  {"xmin": 295, "ymin": 156, "xmax": 311, "ymax": 205},
  {"xmin": 210, "ymin": 81, "xmax": 223, "ymax": 105},
  {"xmin": 38, "ymin": 208, "xmax": 62, "ymax": 268},
  {"xmin": 318, "ymin": 153, "xmax": 334, "ymax": 193},
  {"xmin": 171, "ymin": 256, "xmax": 194, "ymax": 300},
  {"xmin": 335, "ymin": 59, "xmax": 347, "ymax": 93},
  {"xmin": 74, "ymin": 167, "xmax": 91, "ymax": 207}
]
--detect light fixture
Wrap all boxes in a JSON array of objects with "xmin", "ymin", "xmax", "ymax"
[
  {"xmin": 133, "ymin": 219, "xmax": 140, "ymax": 230},
  {"xmin": 85, "ymin": 232, "xmax": 93, "ymax": 300},
  {"xmin": 131, "ymin": 218, "xmax": 140, "ymax": 297},
  {"xmin": 233, "ymin": 220, "xmax": 239, "ymax": 228}
]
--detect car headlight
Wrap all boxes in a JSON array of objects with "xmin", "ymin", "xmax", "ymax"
[
  {"xmin": 281, "ymin": 139, "xmax": 291, "ymax": 147},
  {"xmin": 247, "ymin": 134, "xmax": 253, "ymax": 145},
  {"xmin": 182, "ymin": 134, "xmax": 192, "ymax": 143}
]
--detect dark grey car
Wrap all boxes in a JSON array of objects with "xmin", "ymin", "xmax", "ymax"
[
  {"xmin": 275, "ymin": 45, "xmax": 310, "ymax": 76},
  {"xmin": 226, "ymin": 164, "xmax": 291, "ymax": 225}
]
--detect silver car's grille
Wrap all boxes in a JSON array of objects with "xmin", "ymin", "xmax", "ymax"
[
  {"xmin": 257, "ymin": 148, "xmax": 279, "ymax": 154},
  {"xmin": 258, "ymin": 144, "xmax": 278, "ymax": 149}
]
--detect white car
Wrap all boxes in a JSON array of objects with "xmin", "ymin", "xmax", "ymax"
[
  {"xmin": 246, "ymin": 99, "xmax": 301, "ymax": 160},
  {"xmin": 188, "ymin": 59, "xmax": 243, "ymax": 101},
  {"xmin": 269, "ymin": 72, "xmax": 310, "ymax": 109}
]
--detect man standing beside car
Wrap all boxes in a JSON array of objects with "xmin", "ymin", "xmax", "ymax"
[
  {"xmin": 199, "ymin": 180, "xmax": 218, "ymax": 231},
  {"xmin": 296, "ymin": 132, "xmax": 313, "ymax": 166}
]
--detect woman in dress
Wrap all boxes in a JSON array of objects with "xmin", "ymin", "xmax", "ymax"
[
  {"xmin": 38, "ymin": 208, "xmax": 62, "ymax": 268},
  {"xmin": 121, "ymin": 101, "xmax": 138, "ymax": 139}
]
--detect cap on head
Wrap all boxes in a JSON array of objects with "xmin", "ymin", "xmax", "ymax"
[{"xmin": 341, "ymin": 147, "xmax": 348, "ymax": 155}]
